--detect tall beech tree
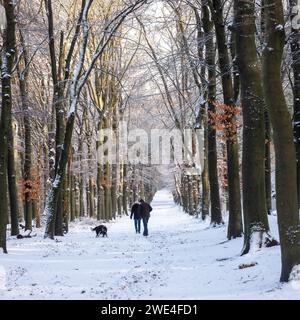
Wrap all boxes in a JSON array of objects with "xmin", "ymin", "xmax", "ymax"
[
  {"xmin": 262, "ymin": 0, "xmax": 300, "ymax": 281},
  {"xmin": 290, "ymin": 0, "xmax": 300, "ymax": 207},
  {"xmin": 0, "ymin": 0, "xmax": 16, "ymax": 252},
  {"xmin": 210, "ymin": 0, "xmax": 242, "ymax": 237},
  {"xmin": 202, "ymin": 4, "xmax": 222, "ymax": 225},
  {"xmin": 234, "ymin": 0, "xmax": 274, "ymax": 254},
  {"xmin": 18, "ymin": 29, "xmax": 32, "ymax": 232}
]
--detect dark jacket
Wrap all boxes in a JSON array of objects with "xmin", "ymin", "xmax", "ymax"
[
  {"xmin": 138, "ymin": 201, "xmax": 153, "ymax": 219},
  {"xmin": 130, "ymin": 203, "xmax": 141, "ymax": 219}
]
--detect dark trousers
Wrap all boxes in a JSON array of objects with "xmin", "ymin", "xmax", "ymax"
[
  {"xmin": 134, "ymin": 219, "xmax": 141, "ymax": 233},
  {"xmin": 142, "ymin": 217, "xmax": 149, "ymax": 236}
]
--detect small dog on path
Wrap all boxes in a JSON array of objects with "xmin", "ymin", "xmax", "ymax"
[{"xmin": 91, "ymin": 225, "xmax": 108, "ymax": 237}]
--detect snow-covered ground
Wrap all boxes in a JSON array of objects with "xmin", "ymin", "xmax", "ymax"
[{"xmin": 0, "ymin": 189, "xmax": 299, "ymax": 299}]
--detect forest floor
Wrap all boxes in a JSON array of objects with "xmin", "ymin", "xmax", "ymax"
[{"xmin": 0, "ymin": 189, "xmax": 299, "ymax": 299}]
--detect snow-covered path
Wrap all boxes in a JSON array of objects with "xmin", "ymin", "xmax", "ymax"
[{"xmin": 0, "ymin": 189, "xmax": 299, "ymax": 299}]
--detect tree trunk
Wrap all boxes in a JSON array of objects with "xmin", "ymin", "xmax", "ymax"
[
  {"xmin": 123, "ymin": 164, "xmax": 128, "ymax": 215},
  {"xmin": 70, "ymin": 173, "xmax": 76, "ymax": 222},
  {"xmin": 235, "ymin": 0, "xmax": 272, "ymax": 252},
  {"xmin": 202, "ymin": 4, "xmax": 222, "ymax": 225},
  {"xmin": 187, "ymin": 175, "xmax": 193, "ymax": 215},
  {"xmin": 262, "ymin": 0, "xmax": 300, "ymax": 281},
  {"xmin": 97, "ymin": 163, "xmax": 103, "ymax": 220},
  {"xmin": 88, "ymin": 177, "xmax": 94, "ymax": 218},
  {"xmin": 32, "ymin": 201, "xmax": 39, "ymax": 229},
  {"xmin": 290, "ymin": 0, "xmax": 300, "ymax": 208},
  {"xmin": 55, "ymin": 183, "xmax": 64, "ymax": 235},
  {"xmin": 44, "ymin": 111, "xmax": 76, "ymax": 238},
  {"xmin": 201, "ymin": 129, "xmax": 210, "ymax": 219},
  {"xmin": 0, "ymin": 0, "xmax": 16, "ymax": 253},
  {"xmin": 18, "ymin": 34, "xmax": 33, "ymax": 232},
  {"xmin": 62, "ymin": 170, "xmax": 70, "ymax": 230},
  {"xmin": 111, "ymin": 164, "xmax": 117, "ymax": 219},
  {"xmin": 7, "ymin": 120, "xmax": 20, "ymax": 235},
  {"xmin": 265, "ymin": 110, "xmax": 272, "ymax": 214},
  {"xmin": 211, "ymin": 0, "xmax": 242, "ymax": 236},
  {"xmin": 260, "ymin": 0, "xmax": 272, "ymax": 215},
  {"xmin": 74, "ymin": 174, "xmax": 79, "ymax": 219}
]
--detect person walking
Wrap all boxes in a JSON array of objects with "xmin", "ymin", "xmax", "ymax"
[
  {"xmin": 138, "ymin": 199, "xmax": 152, "ymax": 236},
  {"xmin": 130, "ymin": 202, "xmax": 141, "ymax": 234}
]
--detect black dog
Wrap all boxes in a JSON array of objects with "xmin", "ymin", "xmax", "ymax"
[{"xmin": 92, "ymin": 225, "xmax": 108, "ymax": 237}]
